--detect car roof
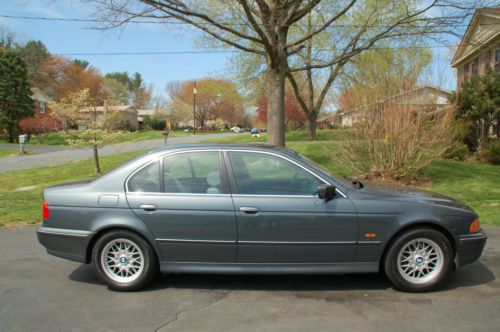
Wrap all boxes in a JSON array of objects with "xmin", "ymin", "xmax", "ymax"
[{"xmin": 149, "ymin": 143, "xmax": 294, "ymax": 155}]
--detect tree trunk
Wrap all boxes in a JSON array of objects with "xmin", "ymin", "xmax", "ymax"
[
  {"xmin": 307, "ymin": 112, "xmax": 318, "ymax": 140},
  {"xmin": 93, "ymin": 144, "xmax": 101, "ymax": 174},
  {"xmin": 266, "ymin": 65, "xmax": 286, "ymax": 147}
]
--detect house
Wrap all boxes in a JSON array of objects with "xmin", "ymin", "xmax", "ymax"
[
  {"xmin": 340, "ymin": 85, "xmax": 453, "ymax": 127},
  {"xmin": 79, "ymin": 104, "xmax": 138, "ymax": 130},
  {"xmin": 451, "ymin": 8, "xmax": 500, "ymax": 88},
  {"xmin": 19, "ymin": 87, "xmax": 65, "ymax": 133}
]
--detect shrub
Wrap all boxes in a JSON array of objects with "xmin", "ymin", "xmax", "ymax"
[
  {"xmin": 335, "ymin": 103, "xmax": 458, "ymax": 181},
  {"xmin": 144, "ymin": 117, "xmax": 166, "ymax": 131},
  {"xmin": 443, "ymin": 143, "xmax": 469, "ymax": 161},
  {"xmin": 479, "ymin": 140, "xmax": 500, "ymax": 165}
]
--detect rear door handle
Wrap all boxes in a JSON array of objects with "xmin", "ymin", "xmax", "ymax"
[
  {"xmin": 139, "ymin": 204, "xmax": 157, "ymax": 211},
  {"xmin": 239, "ymin": 206, "xmax": 260, "ymax": 215}
]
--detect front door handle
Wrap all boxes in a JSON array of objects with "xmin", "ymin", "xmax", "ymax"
[
  {"xmin": 139, "ymin": 204, "xmax": 157, "ymax": 211},
  {"xmin": 239, "ymin": 206, "xmax": 260, "ymax": 215}
]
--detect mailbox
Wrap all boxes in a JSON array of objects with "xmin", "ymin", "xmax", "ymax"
[
  {"xmin": 162, "ymin": 132, "xmax": 169, "ymax": 145},
  {"xmin": 19, "ymin": 134, "xmax": 27, "ymax": 144}
]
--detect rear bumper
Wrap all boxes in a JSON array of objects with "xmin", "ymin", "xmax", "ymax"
[
  {"xmin": 455, "ymin": 230, "xmax": 487, "ymax": 267},
  {"xmin": 36, "ymin": 226, "xmax": 93, "ymax": 263}
]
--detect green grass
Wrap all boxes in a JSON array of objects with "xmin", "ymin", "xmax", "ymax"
[
  {"xmin": 0, "ymin": 149, "xmax": 21, "ymax": 158},
  {"xmin": 0, "ymin": 150, "xmax": 146, "ymax": 227},
  {"xmin": 1, "ymin": 129, "xmax": 498, "ymax": 227},
  {"xmin": 20, "ymin": 129, "xmax": 227, "ymax": 146},
  {"xmin": 205, "ymin": 131, "xmax": 500, "ymax": 226},
  {"xmin": 0, "ymin": 149, "xmax": 35, "ymax": 158}
]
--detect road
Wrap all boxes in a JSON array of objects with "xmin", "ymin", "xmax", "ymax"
[
  {"xmin": 0, "ymin": 226, "xmax": 498, "ymax": 331},
  {"xmin": 0, "ymin": 133, "xmax": 236, "ymax": 172}
]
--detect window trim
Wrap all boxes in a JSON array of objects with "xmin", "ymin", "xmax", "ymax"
[
  {"xmin": 125, "ymin": 149, "xmax": 347, "ymax": 198},
  {"xmin": 224, "ymin": 149, "xmax": 347, "ymax": 198}
]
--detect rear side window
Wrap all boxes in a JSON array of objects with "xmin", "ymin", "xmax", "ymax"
[
  {"xmin": 163, "ymin": 151, "xmax": 222, "ymax": 194},
  {"xmin": 128, "ymin": 161, "xmax": 160, "ymax": 192}
]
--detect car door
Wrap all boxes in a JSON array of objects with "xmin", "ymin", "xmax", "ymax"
[
  {"xmin": 126, "ymin": 150, "xmax": 237, "ymax": 263},
  {"xmin": 226, "ymin": 150, "xmax": 358, "ymax": 263}
]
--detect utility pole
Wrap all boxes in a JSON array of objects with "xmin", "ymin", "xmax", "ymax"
[{"xmin": 193, "ymin": 80, "xmax": 197, "ymax": 136}]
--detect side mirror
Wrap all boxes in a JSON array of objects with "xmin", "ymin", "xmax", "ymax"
[{"xmin": 317, "ymin": 184, "xmax": 336, "ymax": 202}]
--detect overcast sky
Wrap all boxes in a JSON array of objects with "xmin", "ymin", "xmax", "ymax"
[{"xmin": 1, "ymin": 0, "xmax": 459, "ymax": 102}]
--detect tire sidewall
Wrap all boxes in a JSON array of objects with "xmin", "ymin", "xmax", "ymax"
[
  {"xmin": 384, "ymin": 228, "xmax": 453, "ymax": 292},
  {"xmin": 92, "ymin": 230, "xmax": 158, "ymax": 291}
]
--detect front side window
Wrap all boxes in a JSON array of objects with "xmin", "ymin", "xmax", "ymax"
[
  {"xmin": 128, "ymin": 161, "xmax": 160, "ymax": 192},
  {"xmin": 229, "ymin": 152, "xmax": 322, "ymax": 196},
  {"xmin": 163, "ymin": 151, "xmax": 222, "ymax": 194}
]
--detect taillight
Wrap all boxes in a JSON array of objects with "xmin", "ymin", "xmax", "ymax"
[
  {"xmin": 42, "ymin": 200, "xmax": 50, "ymax": 220},
  {"xmin": 469, "ymin": 219, "xmax": 480, "ymax": 233}
]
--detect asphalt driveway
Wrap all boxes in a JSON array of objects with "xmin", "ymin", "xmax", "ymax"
[
  {"xmin": 0, "ymin": 133, "xmax": 236, "ymax": 172},
  {"xmin": 0, "ymin": 226, "xmax": 498, "ymax": 331}
]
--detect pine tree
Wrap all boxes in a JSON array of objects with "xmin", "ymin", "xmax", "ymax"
[{"xmin": 0, "ymin": 50, "xmax": 33, "ymax": 142}]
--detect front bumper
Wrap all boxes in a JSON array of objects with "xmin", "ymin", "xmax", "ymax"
[
  {"xmin": 455, "ymin": 230, "xmax": 487, "ymax": 267},
  {"xmin": 36, "ymin": 226, "xmax": 93, "ymax": 263}
]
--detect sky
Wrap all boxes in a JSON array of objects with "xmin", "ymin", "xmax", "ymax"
[
  {"xmin": 0, "ymin": 0, "xmax": 234, "ymax": 97},
  {"xmin": 1, "ymin": 0, "xmax": 461, "ymax": 101}
]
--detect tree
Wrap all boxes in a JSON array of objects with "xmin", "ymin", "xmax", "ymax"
[
  {"xmin": 94, "ymin": 0, "xmax": 470, "ymax": 146},
  {"xmin": 104, "ymin": 71, "xmax": 151, "ymax": 107},
  {"xmin": 454, "ymin": 69, "xmax": 500, "ymax": 151},
  {"xmin": 51, "ymin": 89, "xmax": 123, "ymax": 173},
  {"xmin": 337, "ymin": 45, "xmax": 432, "ymax": 112},
  {"xmin": 19, "ymin": 40, "xmax": 50, "ymax": 86},
  {"xmin": 0, "ymin": 50, "xmax": 34, "ymax": 142},
  {"xmin": 105, "ymin": 77, "xmax": 130, "ymax": 104},
  {"xmin": 166, "ymin": 78, "xmax": 243, "ymax": 127},
  {"xmin": 71, "ymin": 59, "xmax": 91, "ymax": 70},
  {"xmin": 257, "ymin": 90, "xmax": 307, "ymax": 130}
]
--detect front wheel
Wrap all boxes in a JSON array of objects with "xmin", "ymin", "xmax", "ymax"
[
  {"xmin": 91, "ymin": 230, "xmax": 158, "ymax": 291},
  {"xmin": 384, "ymin": 228, "xmax": 453, "ymax": 292}
]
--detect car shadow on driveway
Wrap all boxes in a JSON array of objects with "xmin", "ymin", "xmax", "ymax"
[{"xmin": 68, "ymin": 260, "xmax": 495, "ymax": 292}]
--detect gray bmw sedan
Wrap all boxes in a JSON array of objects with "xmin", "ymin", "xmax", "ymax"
[{"xmin": 37, "ymin": 144, "xmax": 487, "ymax": 292}]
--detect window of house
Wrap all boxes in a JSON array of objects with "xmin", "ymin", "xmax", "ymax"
[
  {"xmin": 228, "ymin": 152, "xmax": 322, "ymax": 196},
  {"xmin": 471, "ymin": 57, "xmax": 479, "ymax": 76},
  {"xmin": 484, "ymin": 50, "xmax": 491, "ymax": 69},
  {"xmin": 495, "ymin": 48, "xmax": 500, "ymax": 72},
  {"xmin": 39, "ymin": 102, "xmax": 46, "ymax": 114}
]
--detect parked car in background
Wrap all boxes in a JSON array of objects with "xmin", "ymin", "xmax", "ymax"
[
  {"xmin": 230, "ymin": 126, "xmax": 241, "ymax": 133},
  {"xmin": 37, "ymin": 144, "xmax": 486, "ymax": 292}
]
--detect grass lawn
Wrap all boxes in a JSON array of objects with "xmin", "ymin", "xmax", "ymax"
[
  {"xmin": 0, "ymin": 129, "xmax": 498, "ymax": 227},
  {"xmin": 0, "ymin": 149, "xmax": 21, "ymax": 158},
  {"xmin": 204, "ymin": 131, "xmax": 500, "ymax": 226},
  {"xmin": 17, "ymin": 129, "xmax": 228, "ymax": 146},
  {"xmin": 0, "ymin": 149, "xmax": 35, "ymax": 158},
  {"xmin": 0, "ymin": 150, "xmax": 146, "ymax": 228}
]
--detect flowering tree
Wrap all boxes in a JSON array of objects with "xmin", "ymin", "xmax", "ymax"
[{"xmin": 51, "ymin": 89, "xmax": 123, "ymax": 173}]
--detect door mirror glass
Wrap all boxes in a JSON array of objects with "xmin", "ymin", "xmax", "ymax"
[{"xmin": 317, "ymin": 184, "xmax": 336, "ymax": 201}]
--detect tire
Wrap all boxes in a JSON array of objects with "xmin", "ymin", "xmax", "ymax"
[
  {"xmin": 384, "ymin": 228, "xmax": 453, "ymax": 292},
  {"xmin": 91, "ymin": 230, "xmax": 158, "ymax": 291}
]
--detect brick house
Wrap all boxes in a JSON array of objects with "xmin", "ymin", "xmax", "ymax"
[
  {"xmin": 19, "ymin": 87, "xmax": 65, "ymax": 134},
  {"xmin": 451, "ymin": 8, "xmax": 500, "ymax": 88},
  {"xmin": 79, "ymin": 104, "xmax": 138, "ymax": 130}
]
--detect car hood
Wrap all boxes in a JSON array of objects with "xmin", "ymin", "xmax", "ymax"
[{"xmin": 355, "ymin": 182, "xmax": 473, "ymax": 211}]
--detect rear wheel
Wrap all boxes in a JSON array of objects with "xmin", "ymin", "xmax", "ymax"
[
  {"xmin": 384, "ymin": 228, "xmax": 453, "ymax": 292},
  {"xmin": 91, "ymin": 230, "xmax": 158, "ymax": 291}
]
